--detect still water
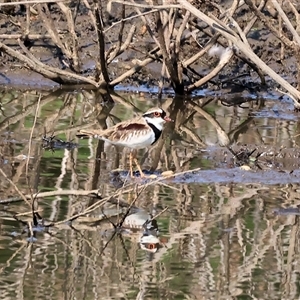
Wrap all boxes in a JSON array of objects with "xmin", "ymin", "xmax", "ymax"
[{"xmin": 0, "ymin": 89, "xmax": 300, "ymax": 299}]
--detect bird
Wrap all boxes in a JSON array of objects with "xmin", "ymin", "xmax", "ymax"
[{"xmin": 76, "ymin": 107, "xmax": 171, "ymax": 178}]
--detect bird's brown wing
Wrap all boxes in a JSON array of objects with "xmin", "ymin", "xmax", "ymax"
[
  {"xmin": 76, "ymin": 116, "xmax": 150, "ymax": 141},
  {"xmin": 109, "ymin": 122, "xmax": 150, "ymax": 142}
]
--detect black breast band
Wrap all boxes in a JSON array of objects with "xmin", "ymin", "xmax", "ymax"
[{"xmin": 148, "ymin": 123, "xmax": 162, "ymax": 145}]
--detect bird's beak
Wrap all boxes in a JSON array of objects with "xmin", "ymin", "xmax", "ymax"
[{"xmin": 164, "ymin": 116, "xmax": 172, "ymax": 122}]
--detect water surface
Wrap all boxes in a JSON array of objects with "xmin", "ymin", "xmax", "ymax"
[{"xmin": 0, "ymin": 89, "xmax": 300, "ymax": 299}]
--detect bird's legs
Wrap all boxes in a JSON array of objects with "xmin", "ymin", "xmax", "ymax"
[
  {"xmin": 133, "ymin": 157, "xmax": 145, "ymax": 178},
  {"xmin": 129, "ymin": 151, "xmax": 134, "ymax": 178},
  {"xmin": 129, "ymin": 150, "xmax": 145, "ymax": 178}
]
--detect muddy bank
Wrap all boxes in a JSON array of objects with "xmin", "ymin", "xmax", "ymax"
[{"xmin": 0, "ymin": 0, "xmax": 299, "ymax": 102}]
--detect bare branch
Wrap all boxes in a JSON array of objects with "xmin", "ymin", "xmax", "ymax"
[
  {"xmin": 271, "ymin": 0, "xmax": 300, "ymax": 45},
  {"xmin": 244, "ymin": 0, "xmax": 294, "ymax": 48},
  {"xmin": 0, "ymin": 0, "xmax": 66, "ymax": 6},
  {"xmin": 93, "ymin": 0, "xmax": 110, "ymax": 83},
  {"xmin": 179, "ymin": 0, "xmax": 300, "ymax": 106},
  {"xmin": 109, "ymin": 0, "xmax": 180, "ymax": 10},
  {"xmin": 15, "ymin": 39, "xmax": 100, "ymax": 86},
  {"xmin": 57, "ymin": 2, "xmax": 80, "ymax": 71}
]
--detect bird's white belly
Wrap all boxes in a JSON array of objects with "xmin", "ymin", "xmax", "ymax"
[{"xmin": 114, "ymin": 131, "xmax": 155, "ymax": 149}]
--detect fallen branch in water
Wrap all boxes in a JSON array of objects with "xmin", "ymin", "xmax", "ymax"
[
  {"xmin": 0, "ymin": 189, "xmax": 101, "ymax": 204},
  {"xmin": 0, "ymin": 167, "xmax": 201, "ymax": 205}
]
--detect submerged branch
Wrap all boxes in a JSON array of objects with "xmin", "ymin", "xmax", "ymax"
[{"xmin": 0, "ymin": 167, "xmax": 202, "ymax": 205}]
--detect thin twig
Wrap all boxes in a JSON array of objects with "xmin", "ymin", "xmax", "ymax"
[
  {"xmin": 187, "ymin": 48, "xmax": 234, "ymax": 92},
  {"xmin": 175, "ymin": 10, "xmax": 190, "ymax": 55},
  {"xmin": 117, "ymin": 185, "xmax": 146, "ymax": 228},
  {"xmin": 26, "ymin": 94, "xmax": 41, "ymax": 178},
  {"xmin": 104, "ymin": 10, "xmax": 158, "ymax": 33},
  {"xmin": 149, "ymin": 206, "xmax": 169, "ymax": 221},
  {"xmin": 129, "ymin": 0, "xmax": 160, "ymax": 47},
  {"xmin": 107, "ymin": 25, "xmax": 136, "ymax": 64},
  {"xmin": 57, "ymin": 2, "xmax": 80, "ymax": 71},
  {"xmin": 0, "ymin": 168, "xmax": 31, "ymax": 208},
  {"xmin": 109, "ymin": 0, "xmax": 180, "ymax": 9},
  {"xmin": 0, "ymin": 0, "xmax": 66, "ymax": 6},
  {"xmin": 14, "ymin": 210, "xmax": 44, "ymax": 217},
  {"xmin": 271, "ymin": 0, "xmax": 300, "ymax": 45},
  {"xmin": 0, "ymin": 34, "xmax": 51, "ymax": 39}
]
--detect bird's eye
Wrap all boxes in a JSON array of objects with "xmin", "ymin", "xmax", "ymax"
[{"xmin": 154, "ymin": 112, "xmax": 160, "ymax": 117}]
